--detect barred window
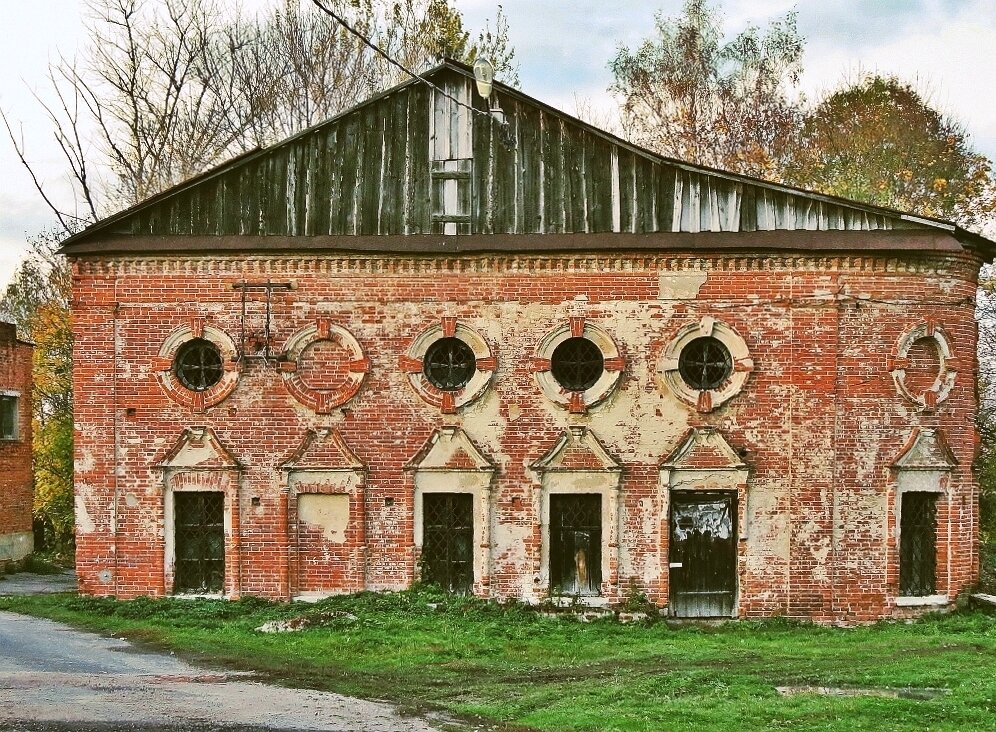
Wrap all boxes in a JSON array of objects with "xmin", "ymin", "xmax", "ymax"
[
  {"xmin": 174, "ymin": 338, "xmax": 224, "ymax": 392},
  {"xmin": 678, "ymin": 337, "xmax": 732, "ymax": 391},
  {"xmin": 550, "ymin": 337, "xmax": 604, "ymax": 392},
  {"xmin": 423, "ymin": 337, "xmax": 477, "ymax": 391}
]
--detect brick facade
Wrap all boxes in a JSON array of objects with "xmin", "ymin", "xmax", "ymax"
[
  {"xmin": 0, "ymin": 322, "xmax": 34, "ymax": 566},
  {"xmin": 69, "ymin": 249, "xmax": 981, "ymax": 621}
]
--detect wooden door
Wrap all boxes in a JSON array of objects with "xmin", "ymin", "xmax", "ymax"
[{"xmin": 669, "ymin": 492, "xmax": 736, "ymax": 617}]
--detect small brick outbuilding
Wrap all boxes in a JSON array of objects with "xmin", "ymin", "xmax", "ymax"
[
  {"xmin": 0, "ymin": 322, "xmax": 33, "ymax": 566},
  {"xmin": 61, "ymin": 61, "xmax": 994, "ymax": 621}
]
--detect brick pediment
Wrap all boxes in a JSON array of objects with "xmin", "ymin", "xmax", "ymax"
[
  {"xmin": 660, "ymin": 427, "xmax": 746, "ymax": 471},
  {"xmin": 531, "ymin": 427, "xmax": 621, "ymax": 473},
  {"xmin": 892, "ymin": 427, "xmax": 957, "ymax": 471},
  {"xmin": 280, "ymin": 428, "xmax": 364, "ymax": 472},
  {"xmin": 406, "ymin": 427, "xmax": 495, "ymax": 472},
  {"xmin": 155, "ymin": 426, "xmax": 240, "ymax": 471}
]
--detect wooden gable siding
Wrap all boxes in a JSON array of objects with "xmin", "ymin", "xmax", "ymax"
[{"xmin": 122, "ymin": 67, "xmax": 913, "ymax": 240}]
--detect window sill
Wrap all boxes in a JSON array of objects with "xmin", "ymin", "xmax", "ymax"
[{"xmin": 895, "ymin": 594, "xmax": 948, "ymax": 607}]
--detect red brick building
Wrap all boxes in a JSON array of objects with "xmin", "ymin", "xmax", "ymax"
[
  {"xmin": 61, "ymin": 62, "xmax": 993, "ymax": 621},
  {"xmin": 0, "ymin": 322, "xmax": 34, "ymax": 567}
]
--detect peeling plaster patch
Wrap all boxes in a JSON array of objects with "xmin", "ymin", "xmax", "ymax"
[
  {"xmin": 639, "ymin": 497, "xmax": 655, "ymax": 535},
  {"xmin": 298, "ymin": 494, "xmax": 349, "ymax": 542},
  {"xmin": 746, "ymin": 487, "xmax": 789, "ymax": 562},
  {"xmin": 76, "ymin": 449, "xmax": 96, "ymax": 473},
  {"xmin": 124, "ymin": 493, "xmax": 140, "ymax": 508},
  {"xmin": 658, "ymin": 271, "xmax": 707, "ymax": 300},
  {"xmin": 507, "ymin": 403, "xmax": 522, "ymax": 421},
  {"xmin": 75, "ymin": 493, "xmax": 96, "ymax": 534}
]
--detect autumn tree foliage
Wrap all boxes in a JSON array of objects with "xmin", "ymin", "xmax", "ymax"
[
  {"xmin": 0, "ymin": 0, "xmax": 517, "ymax": 552},
  {"xmin": 0, "ymin": 232, "xmax": 74, "ymax": 552},
  {"xmin": 783, "ymin": 75, "xmax": 996, "ymax": 232},
  {"xmin": 608, "ymin": 0, "xmax": 803, "ymax": 179}
]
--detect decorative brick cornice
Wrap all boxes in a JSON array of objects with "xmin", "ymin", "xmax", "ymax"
[{"xmin": 70, "ymin": 250, "xmax": 982, "ymax": 279}]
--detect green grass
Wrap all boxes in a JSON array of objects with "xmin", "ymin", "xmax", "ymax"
[{"xmin": 2, "ymin": 588, "xmax": 995, "ymax": 731}]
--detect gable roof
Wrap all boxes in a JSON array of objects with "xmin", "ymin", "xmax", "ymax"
[{"xmin": 60, "ymin": 59, "xmax": 996, "ymax": 259}]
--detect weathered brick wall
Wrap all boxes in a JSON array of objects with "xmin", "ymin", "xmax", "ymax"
[
  {"xmin": 0, "ymin": 322, "xmax": 34, "ymax": 564},
  {"xmin": 70, "ymin": 247, "xmax": 982, "ymax": 621}
]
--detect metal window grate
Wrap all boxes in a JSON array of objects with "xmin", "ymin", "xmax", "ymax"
[
  {"xmin": 550, "ymin": 337, "xmax": 604, "ymax": 392},
  {"xmin": 423, "ymin": 337, "xmax": 476, "ymax": 391},
  {"xmin": 174, "ymin": 338, "xmax": 224, "ymax": 391},
  {"xmin": 421, "ymin": 493, "xmax": 474, "ymax": 594},
  {"xmin": 550, "ymin": 494, "xmax": 602, "ymax": 596},
  {"xmin": 174, "ymin": 492, "xmax": 225, "ymax": 593},
  {"xmin": 900, "ymin": 492, "xmax": 937, "ymax": 596},
  {"xmin": 678, "ymin": 337, "xmax": 733, "ymax": 391}
]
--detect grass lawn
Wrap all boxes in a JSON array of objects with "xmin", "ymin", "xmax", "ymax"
[{"xmin": 1, "ymin": 588, "xmax": 995, "ymax": 732}]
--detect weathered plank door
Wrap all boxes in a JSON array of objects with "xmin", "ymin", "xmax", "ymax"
[
  {"xmin": 421, "ymin": 493, "xmax": 474, "ymax": 594},
  {"xmin": 550, "ymin": 494, "xmax": 602, "ymax": 596},
  {"xmin": 900, "ymin": 492, "xmax": 938, "ymax": 596},
  {"xmin": 669, "ymin": 492, "xmax": 736, "ymax": 617},
  {"xmin": 173, "ymin": 492, "xmax": 225, "ymax": 593}
]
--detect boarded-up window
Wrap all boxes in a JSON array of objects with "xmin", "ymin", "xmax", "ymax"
[
  {"xmin": 298, "ymin": 494, "xmax": 350, "ymax": 544},
  {"xmin": 900, "ymin": 492, "xmax": 937, "ymax": 596}
]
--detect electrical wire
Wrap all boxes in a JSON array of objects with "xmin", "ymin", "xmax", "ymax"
[{"xmin": 309, "ymin": 0, "xmax": 496, "ymax": 126}]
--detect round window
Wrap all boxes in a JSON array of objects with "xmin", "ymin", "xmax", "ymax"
[
  {"xmin": 678, "ymin": 337, "xmax": 732, "ymax": 391},
  {"xmin": 174, "ymin": 338, "xmax": 224, "ymax": 391},
  {"xmin": 423, "ymin": 337, "xmax": 477, "ymax": 391},
  {"xmin": 550, "ymin": 337, "xmax": 604, "ymax": 392}
]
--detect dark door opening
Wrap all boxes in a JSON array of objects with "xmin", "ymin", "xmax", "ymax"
[
  {"xmin": 421, "ymin": 493, "xmax": 474, "ymax": 594},
  {"xmin": 174, "ymin": 491, "xmax": 225, "ymax": 594},
  {"xmin": 900, "ymin": 491, "xmax": 938, "ymax": 596},
  {"xmin": 669, "ymin": 492, "xmax": 736, "ymax": 617},
  {"xmin": 550, "ymin": 494, "xmax": 602, "ymax": 596}
]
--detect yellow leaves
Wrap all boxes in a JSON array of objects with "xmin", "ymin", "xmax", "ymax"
[{"xmin": 933, "ymin": 178, "xmax": 949, "ymax": 192}]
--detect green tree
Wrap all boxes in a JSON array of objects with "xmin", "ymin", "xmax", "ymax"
[
  {"xmin": 784, "ymin": 75, "xmax": 996, "ymax": 231},
  {"xmin": 608, "ymin": 0, "xmax": 803, "ymax": 179}
]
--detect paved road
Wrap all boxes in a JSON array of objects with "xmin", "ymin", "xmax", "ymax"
[{"xmin": 0, "ymin": 611, "xmax": 445, "ymax": 732}]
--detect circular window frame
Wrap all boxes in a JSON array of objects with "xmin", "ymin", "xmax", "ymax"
[
  {"xmin": 534, "ymin": 319, "xmax": 623, "ymax": 413},
  {"xmin": 402, "ymin": 319, "xmax": 495, "ymax": 414},
  {"xmin": 155, "ymin": 321, "xmax": 240, "ymax": 411},
  {"xmin": 659, "ymin": 317, "xmax": 752, "ymax": 413},
  {"xmin": 891, "ymin": 323, "xmax": 957, "ymax": 411},
  {"xmin": 281, "ymin": 320, "xmax": 368, "ymax": 414}
]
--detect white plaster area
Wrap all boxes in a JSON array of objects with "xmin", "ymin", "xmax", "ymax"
[{"xmin": 297, "ymin": 494, "xmax": 349, "ymax": 543}]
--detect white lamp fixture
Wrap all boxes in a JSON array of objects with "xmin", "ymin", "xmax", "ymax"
[{"xmin": 473, "ymin": 57, "xmax": 494, "ymax": 100}]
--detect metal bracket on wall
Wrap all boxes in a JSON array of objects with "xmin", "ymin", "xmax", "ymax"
[{"xmin": 232, "ymin": 280, "xmax": 295, "ymax": 364}]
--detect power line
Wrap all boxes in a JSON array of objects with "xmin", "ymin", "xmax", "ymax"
[{"xmin": 308, "ymin": 0, "xmax": 497, "ymax": 127}]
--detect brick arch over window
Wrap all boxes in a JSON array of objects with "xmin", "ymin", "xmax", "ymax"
[
  {"xmin": 659, "ymin": 316, "xmax": 752, "ymax": 413},
  {"xmin": 889, "ymin": 322, "xmax": 958, "ymax": 411},
  {"xmin": 153, "ymin": 319, "xmax": 240, "ymax": 412},
  {"xmin": 400, "ymin": 317, "xmax": 496, "ymax": 414},
  {"xmin": 532, "ymin": 317, "xmax": 624, "ymax": 414},
  {"xmin": 279, "ymin": 320, "xmax": 369, "ymax": 413}
]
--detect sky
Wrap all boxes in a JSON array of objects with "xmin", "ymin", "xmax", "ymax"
[{"xmin": 1, "ymin": 0, "xmax": 995, "ymax": 292}]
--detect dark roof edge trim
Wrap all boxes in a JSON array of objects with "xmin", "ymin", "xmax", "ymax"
[{"xmin": 61, "ymin": 229, "xmax": 972, "ymax": 258}]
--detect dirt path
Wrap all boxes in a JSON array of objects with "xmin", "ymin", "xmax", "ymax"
[{"xmin": 0, "ymin": 610, "xmax": 446, "ymax": 732}]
